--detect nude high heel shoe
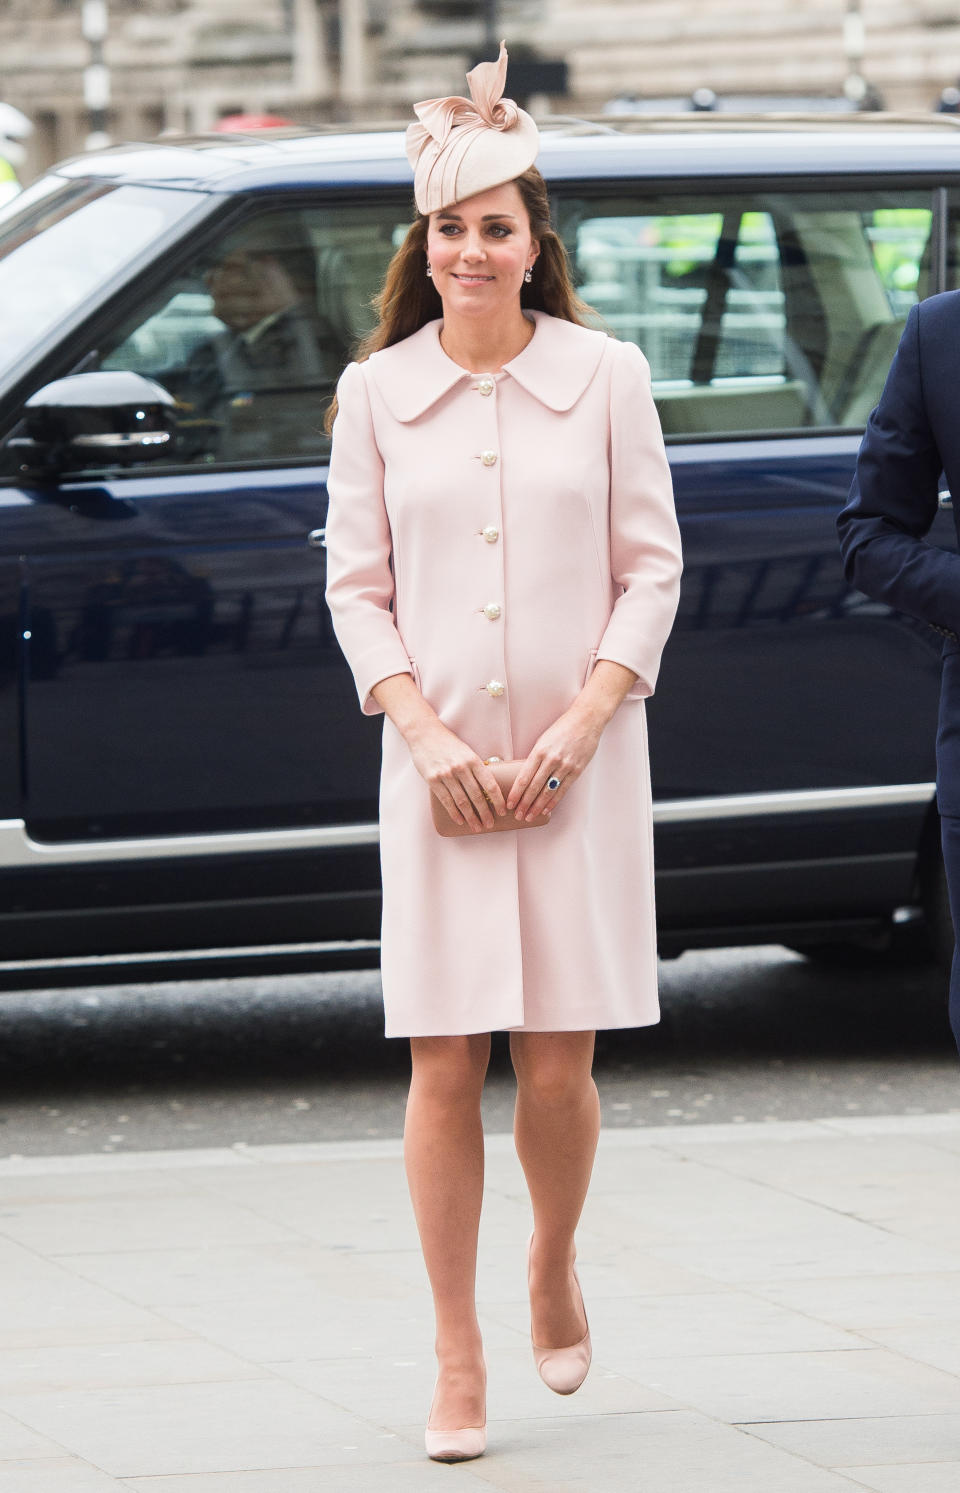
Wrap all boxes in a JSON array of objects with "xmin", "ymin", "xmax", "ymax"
[
  {"xmin": 528, "ymin": 1232, "xmax": 592, "ymax": 1396},
  {"xmin": 424, "ymin": 1364, "xmax": 487, "ymax": 1463}
]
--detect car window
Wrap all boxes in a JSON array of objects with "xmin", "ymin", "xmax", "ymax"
[
  {"xmin": 0, "ymin": 180, "xmax": 206, "ymax": 384},
  {"xmin": 941, "ymin": 191, "xmax": 960, "ymax": 289},
  {"xmin": 80, "ymin": 202, "xmax": 411, "ymax": 471},
  {"xmin": 556, "ymin": 189, "xmax": 934, "ymax": 438}
]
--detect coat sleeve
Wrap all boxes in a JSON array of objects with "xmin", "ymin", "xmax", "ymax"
[
  {"xmin": 595, "ymin": 339, "xmax": 683, "ymax": 697},
  {"xmin": 324, "ymin": 360, "xmax": 414, "ymax": 715},
  {"xmin": 836, "ymin": 301, "xmax": 960, "ymax": 634}
]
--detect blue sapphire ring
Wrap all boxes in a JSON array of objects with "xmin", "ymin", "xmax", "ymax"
[{"xmin": 546, "ymin": 775, "xmax": 561, "ymax": 792}]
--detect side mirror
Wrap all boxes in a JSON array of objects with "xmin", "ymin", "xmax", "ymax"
[{"xmin": 8, "ymin": 370, "xmax": 178, "ymax": 482}]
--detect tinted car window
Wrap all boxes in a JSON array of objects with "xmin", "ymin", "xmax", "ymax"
[
  {"xmin": 556, "ymin": 189, "xmax": 933, "ymax": 438},
  {"xmin": 82, "ymin": 203, "xmax": 411, "ymax": 470},
  {"xmin": 0, "ymin": 180, "xmax": 205, "ymax": 383},
  {"xmin": 942, "ymin": 193, "xmax": 960, "ymax": 287}
]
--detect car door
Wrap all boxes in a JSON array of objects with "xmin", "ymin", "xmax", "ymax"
[
  {"xmin": 558, "ymin": 181, "xmax": 952, "ymax": 931},
  {"xmin": 3, "ymin": 197, "xmax": 411, "ymax": 853}
]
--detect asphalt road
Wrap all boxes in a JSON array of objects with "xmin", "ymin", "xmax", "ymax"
[{"xmin": 0, "ymin": 945, "xmax": 956, "ymax": 1157}]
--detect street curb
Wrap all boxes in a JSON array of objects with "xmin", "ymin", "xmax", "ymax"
[{"xmin": 1, "ymin": 1109, "xmax": 959, "ymax": 1176}]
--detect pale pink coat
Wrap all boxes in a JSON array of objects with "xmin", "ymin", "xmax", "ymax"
[{"xmin": 324, "ymin": 311, "xmax": 682, "ymax": 1037}]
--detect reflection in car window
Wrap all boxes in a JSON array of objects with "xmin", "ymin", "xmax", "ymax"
[
  {"xmin": 0, "ymin": 181, "xmax": 206, "ymax": 383},
  {"xmin": 557, "ymin": 191, "xmax": 934, "ymax": 438},
  {"xmin": 0, "ymin": 170, "xmax": 68, "ymax": 234},
  {"xmin": 867, "ymin": 208, "xmax": 932, "ymax": 310},
  {"xmin": 88, "ymin": 203, "xmax": 411, "ymax": 471}
]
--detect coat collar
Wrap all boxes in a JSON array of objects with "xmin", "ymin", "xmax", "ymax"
[{"xmin": 365, "ymin": 310, "xmax": 609, "ymax": 422}]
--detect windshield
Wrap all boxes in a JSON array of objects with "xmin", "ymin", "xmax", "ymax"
[{"xmin": 0, "ymin": 178, "xmax": 207, "ymax": 383}]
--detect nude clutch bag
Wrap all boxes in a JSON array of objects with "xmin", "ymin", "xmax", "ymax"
[{"xmin": 430, "ymin": 759, "xmax": 551, "ymax": 837}]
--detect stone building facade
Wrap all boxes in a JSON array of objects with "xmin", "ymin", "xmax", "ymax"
[{"xmin": 3, "ymin": 1, "xmax": 960, "ymax": 183}]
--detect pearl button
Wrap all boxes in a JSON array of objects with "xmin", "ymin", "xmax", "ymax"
[
  {"xmin": 481, "ymin": 525, "xmax": 499, "ymax": 543},
  {"xmin": 480, "ymin": 450, "xmax": 498, "ymax": 467},
  {"xmin": 486, "ymin": 679, "xmax": 505, "ymax": 697},
  {"xmin": 483, "ymin": 602, "xmax": 501, "ymax": 620},
  {"xmin": 476, "ymin": 376, "xmax": 495, "ymax": 396}
]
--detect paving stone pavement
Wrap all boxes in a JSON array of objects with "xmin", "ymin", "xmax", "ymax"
[{"xmin": 0, "ymin": 1114, "xmax": 958, "ymax": 1490}]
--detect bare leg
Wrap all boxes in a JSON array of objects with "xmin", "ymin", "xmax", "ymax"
[
  {"xmin": 510, "ymin": 1031, "xmax": 600, "ymax": 1348},
  {"xmin": 404, "ymin": 1033, "xmax": 491, "ymax": 1429}
]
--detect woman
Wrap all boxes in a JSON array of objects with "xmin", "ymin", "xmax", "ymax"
[{"xmin": 324, "ymin": 43, "xmax": 682, "ymax": 1463}]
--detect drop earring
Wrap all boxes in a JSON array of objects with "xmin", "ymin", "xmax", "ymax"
[
  {"xmin": 524, "ymin": 267, "xmax": 533, "ymax": 283},
  {"xmin": 426, "ymin": 262, "xmax": 433, "ymax": 278}
]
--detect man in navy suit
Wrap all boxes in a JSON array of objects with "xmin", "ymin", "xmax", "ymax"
[{"xmin": 838, "ymin": 291, "xmax": 960, "ymax": 1053}]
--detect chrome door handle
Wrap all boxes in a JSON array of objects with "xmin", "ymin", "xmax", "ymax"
[{"xmin": 307, "ymin": 527, "xmax": 326, "ymax": 548}]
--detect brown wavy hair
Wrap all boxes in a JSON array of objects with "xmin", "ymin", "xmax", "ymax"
[{"xmin": 324, "ymin": 166, "xmax": 594, "ymax": 432}]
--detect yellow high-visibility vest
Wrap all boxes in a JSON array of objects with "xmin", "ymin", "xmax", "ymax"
[{"xmin": 0, "ymin": 156, "xmax": 20, "ymax": 206}]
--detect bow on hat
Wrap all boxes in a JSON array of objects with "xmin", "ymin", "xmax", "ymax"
[
  {"xmin": 405, "ymin": 41, "xmax": 540, "ymax": 215},
  {"xmin": 410, "ymin": 41, "xmax": 520, "ymax": 147}
]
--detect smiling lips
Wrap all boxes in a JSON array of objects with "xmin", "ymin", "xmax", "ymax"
[{"xmin": 452, "ymin": 272, "xmax": 494, "ymax": 284}]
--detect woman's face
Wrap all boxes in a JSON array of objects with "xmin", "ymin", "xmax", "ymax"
[{"xmin": 425, "ymin": 181, "xmax": 539, "ymax": 321}]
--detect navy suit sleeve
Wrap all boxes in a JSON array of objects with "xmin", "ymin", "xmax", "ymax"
[{"xmin": 837, "ymin": 301, "xmax": 960, "ymax": 634}]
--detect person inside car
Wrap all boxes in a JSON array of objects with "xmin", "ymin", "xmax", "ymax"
[{"xmin": 183, "ymin": 219, "xmax": 351, "ymax": 458}]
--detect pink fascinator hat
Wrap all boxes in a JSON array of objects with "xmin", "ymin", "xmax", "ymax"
[{"xmin": 405, "ymin": 40, "xmax": 540, "ymax": 215}]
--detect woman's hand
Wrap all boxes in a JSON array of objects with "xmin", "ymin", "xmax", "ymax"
[
  {"xmin": 507, "ymin": 660, "xmax": 642, "ymax": 822},
  {"xmin": 370, "ymin": 672, "xmax": 506, "ymax": 831},
  {"xmin": 507, "ymin": 707, "xmax": 602, "ymax": 822},
  {"xmin": 407, "ymin": 719, "xmax": 508, "ymax": 831}
]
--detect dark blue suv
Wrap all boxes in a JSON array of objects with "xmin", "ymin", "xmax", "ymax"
[{"xmin": 1, "ymin": 115, "xmax": 958, "ymax": 983}]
